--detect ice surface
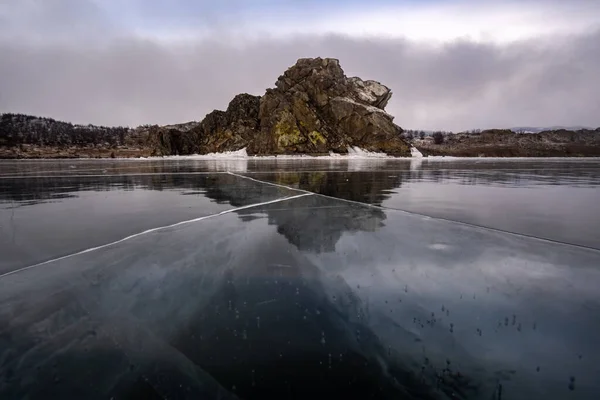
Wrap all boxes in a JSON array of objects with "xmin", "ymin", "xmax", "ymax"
[
  {"xmin": 1, "ymin": 193, "xmax": 599, "ymax": 399},
  {"xmin": 1, "ymin": 159, "xmax": 600, "ymax": 399}
]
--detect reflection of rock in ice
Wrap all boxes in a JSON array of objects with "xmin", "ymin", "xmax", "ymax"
[
  {"xmin": 239, "ymin": 195, "xmax": 386, "ymax": 253},
  {"xmin": 346, "ymin": 157, "xmax": 390, "ymax": 172},
  {"xmin": 410, "ymin": 157, "xmax": 422, "ymax": 171},
  {"xmin": 409, "ymin": 147, "xmax": 423, "ymax": 171},
  {"xmin": 171, "ymin": 149, "xmax": 249, "ymax": 172},
  {"xmin": 199, "ymin": 159, "xmax": 248, "ymax": 172}
]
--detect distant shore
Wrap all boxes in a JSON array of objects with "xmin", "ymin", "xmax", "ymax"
[{"xmin": 410, "ymin": 128, "xmax": 600, "ymax": 158}]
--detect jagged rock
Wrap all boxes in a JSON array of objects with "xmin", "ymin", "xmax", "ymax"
[
  {"xmin": 146, "ymin": 124, "xmax": 199, "ymax": 156},
  {"xmin": 196, "ymin": 94, "xmax": 261, "ymax": 154},
  {"xmin": 249, "ymin": 57, "xmax": 409, "ymax": 155},
  {"xmin": 145, "ymin": 94, "xmax": 261, "ymax": 156}
]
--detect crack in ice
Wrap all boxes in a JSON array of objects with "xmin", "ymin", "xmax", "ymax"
[
  {"xmin": 0, "ymin": 192, "xmax": 313, "ymax": 280},
  {"xmin": 227, "ymin": 172, "xmax": 600, "ymax": 252}
]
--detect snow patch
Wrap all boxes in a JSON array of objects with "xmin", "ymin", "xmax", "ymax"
[
  {"xmin": 335, "ymin": 97, "xmax": 390, "ymax": 115},
  {"xmin": 158, "ymin": 148, "xmax": 249, "ymax": 159},
  {"xmin": 346, "ymin": 146, "xmax": 390, "ymax": 158},
  {"xmin": 158, "ymin": 147, "xmax": 391, "ymax": 160},
  {"xmin": 356, "ymin": 91, "xmax": 378, "ymax": 104},
  {"xmin": 410, "ymin": 146, "xmax": 423, "ymax": 158},
  {"xmin": 350, "ymin": 78, "xmax": 389, "ymax": 104}
]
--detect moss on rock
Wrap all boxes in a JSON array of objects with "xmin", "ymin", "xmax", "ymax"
[
  {"xmin": 308, "ymin": 131, "xmax": 326, "ymax": 145},
  {"xmin": 274, "ymin": 111, "xmax": 307, "ymax": 149}
]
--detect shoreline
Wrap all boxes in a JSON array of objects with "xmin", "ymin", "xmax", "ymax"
[{"xmin": 2, "ymin": 155, "xmax": 600, "ymax": 162}]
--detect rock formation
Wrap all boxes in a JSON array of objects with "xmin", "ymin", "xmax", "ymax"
[
  {"xmin": 150, "ymin": 57, "xmax": 410, "ymax": 157},
  {"xmin": 248, "ymin": 58, "xmax": 408, "ymax": 155}
]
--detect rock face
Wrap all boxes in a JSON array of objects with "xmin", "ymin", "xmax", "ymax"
[
  {"xmin": 150, "ymin": 57, "xmax": 410, "ymax": 156},
  {"xmin": 197, "ymin": 94, "xmax": 261, "ymax": 154},
  {"xmin": 249, "ymin": 58, "xmax": 407, "ymax": 155},
  {"xmin": 146, "ymin": 94, "xmax": 261, "ymax": 156}
]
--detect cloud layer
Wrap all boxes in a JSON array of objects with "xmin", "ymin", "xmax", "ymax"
[{"xmin": 0, "ymin": 0, "xmax": 599, "ymax": 131}]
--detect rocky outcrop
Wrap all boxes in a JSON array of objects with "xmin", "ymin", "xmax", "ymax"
[
  {"xmin": 248, "ymin": 58, "xmax": 408, "ymax": 155},
  {"xmin": 146, "ymin": 94, "xmax": 262, "ymax": 156},
  {"xmin": 196, "ymin": 94, "xmax": 261, "ymax": 154},
  {"xmin": 149, "ymin": 57, "xmax": 410, "ymax": 157}
]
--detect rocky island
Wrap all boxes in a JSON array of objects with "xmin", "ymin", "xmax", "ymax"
[{"xmin": 1, "ymin": 57, "xmax": 599, "ymax": 159}]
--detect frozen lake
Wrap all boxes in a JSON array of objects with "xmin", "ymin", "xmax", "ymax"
[{"xmin": 1, "ymin": 158, "xmax": 599, "ymax": 399}]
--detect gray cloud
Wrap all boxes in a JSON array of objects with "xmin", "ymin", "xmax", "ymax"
[
  {"xmin": 0, "ymin": 29, "xmax": 599, "ymax": 131},
  {"xmin": 0, "ymin": 0, "xmax": 120, "ymax": 44}
]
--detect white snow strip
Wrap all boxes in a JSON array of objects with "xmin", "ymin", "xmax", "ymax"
[
  {"xmin": 148, "ymin": 148, "xmax": 249, "ymax": 160},
  {"xmin": 410, "ymin": 146, "xmax": 423, "ymax": 158},
  {"xmin": 346, "ymin": 146, "xmax": 390, "ymax": 158},
  {"xmin": 136, "ymin": 146, "xmax": 394, "ymax": 160},
  {"xmin": 333, "ymin": 96, "xmax": 390, "ymax": 115},
  {"xmin": 0, "ymin": 193, "xmax": 312, "ymax": 280}
]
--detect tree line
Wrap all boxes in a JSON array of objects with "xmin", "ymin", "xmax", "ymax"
[
  {"xmin": 0, "ymin": 113, "xmax": 130, "ymax": 147},
  {"xmin": 402, "ymin": 129, "xmax": 484, "ymax": 144}
]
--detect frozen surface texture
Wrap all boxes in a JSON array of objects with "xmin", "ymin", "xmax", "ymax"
[{"xmin": 1, "ymin": 158, "xmax": 600, "ymax": 399}]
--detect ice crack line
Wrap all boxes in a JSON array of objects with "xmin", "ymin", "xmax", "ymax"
[
  {"xmin": 0, "ymin": 193, "xmax": 312, "ymax": 280},
  {"xmin": 227, "ymin": 172, "xmax": 600, "ymax": 252}
]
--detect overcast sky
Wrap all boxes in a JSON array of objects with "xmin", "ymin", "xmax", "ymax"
[{"xmin": 0, "ymin": 0, "xmax": 599, "ymax": 131}]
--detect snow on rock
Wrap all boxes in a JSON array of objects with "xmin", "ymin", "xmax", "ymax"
[
  {"xmin": 121, "ymin": 147, "xmax": 399, "ymax": 160},
  {"xmin": 349, "ymin": 77, "xmax": 392, "ymax": 109},
  {"xmin": 410, "ymin": 146, "xmax": 423, "ymax": 158},
  {"xmin": 158, "ymin": 148, "xmax": 249, "ymax": 159},
  {"xmin": 334, "ymin": 97, "xmax": 392, "ymax": 116},
  {"xmin": 346, "ymin": 146, "xmax": 390, "ymax": 158}
]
